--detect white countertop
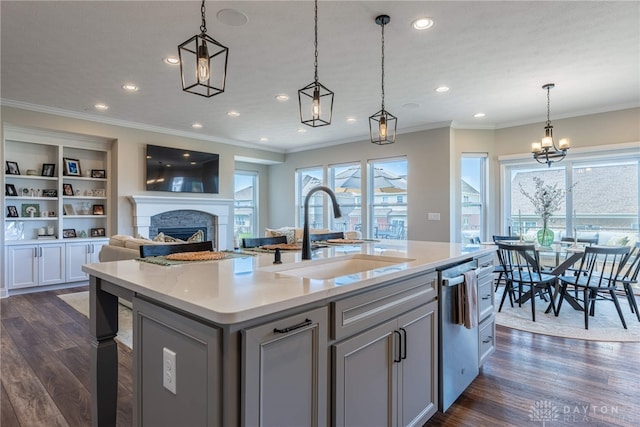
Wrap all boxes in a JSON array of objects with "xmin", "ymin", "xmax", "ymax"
[{"xmin": 82, "ymin": 240, "xmax": 495, "ymax": 325}]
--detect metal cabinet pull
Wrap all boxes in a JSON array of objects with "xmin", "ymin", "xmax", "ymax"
[
  {"xmin": 481, "ymin": 294, "xmax": 491, "ymax": 300},
  {"xmin": 482, "ymin": 336, "xmax": 493, "ymax": 344},
  {"xmin": 399, "ymin": 327, "xmax": 407, "ymax": 360},
  {"xmin": 393, "ymin": 330, "xmax": 402, "ymax": 363},
  {"xmin": 273, "ymin": 318, "xmax": 312, "ymax": 334}
]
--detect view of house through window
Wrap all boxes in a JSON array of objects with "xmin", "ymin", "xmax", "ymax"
[
  {"xmin": 296, "ymin": 167, "xmax": 324, "ymax": 229},
  {"xmin": 368, "ymin": 158, "xmax": 408, "ymax": 240},
  {"xmin": 330, "ymin": 163, "xmax": 362, "ymax": 233},
  {"xmin": 461, "ymin": 155, "xmax": 486, "ymax": 243},
  {"xmin": 234, "ymin": 171, "xmax": 257, "ymax": 240}
]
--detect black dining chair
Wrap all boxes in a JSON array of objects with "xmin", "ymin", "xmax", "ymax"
[
  {"xmin": 614, "ymin": 242, "xmax": 640, "ymax": 322},
  {"xmin": 556, "ymin": 245, "xmax": 631, "ymax": 329},
  {"xmin": 495, "ymin": 242, "xmax": 557, "ymax": 321},
  {"xmin": 492, "ymin": 235, "xmax": 519, "ymax": 293},
  {"xmin": 241, "ymin": 235, "xmax": 287, "ymax": 248},
  {"xmin": 139, "ymin": 241, "xmax": 214, "ymax": 258},
  {"xmin": 310, "ymin": 231, "xmax": 344, "ymax": 242}
]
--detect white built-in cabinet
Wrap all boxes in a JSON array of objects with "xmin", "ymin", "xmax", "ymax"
[{"xmin": 3, "ymin": 125, "xmax": 112, "ymax": 293}]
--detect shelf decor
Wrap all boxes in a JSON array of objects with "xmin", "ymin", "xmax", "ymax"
[
  {"xmin": 41, "ymin": 163, "xmax": 56, "ymax": 177},
  {"xmin": 7, "ymin": 206, "xmax": 19, "ymax": 218},
  {"xmin": 5, "ymin": 161, "xmax": 20, "ymax": 175},
  {"xmin": 63, "ymin": 158, "xmax": 81, "ymax": 176},
  {"xmin": 21, "ymin": 203, "xmax": 40, "ymax": 218},
  {"xmin": 5, "ymin": 184, "xmax": 17, "ymax": 196}
]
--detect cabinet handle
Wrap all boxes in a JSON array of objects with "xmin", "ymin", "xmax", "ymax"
[
  {"xmin": 393, "ymin": 330, "xmax": 402, "ymax": 363},
  {"xmin": 34, "ymin": 247, "xmax": 39, "ymax": 258},
  {"xmin": 39, "ymin": 247, "xmax": 42, "ymax": 257},
  {"xmin": 273, "ymin": 318, "xmax": 312, "ymax": 334},
  {"xmin": 90, "ymin": 244, "xmax": 94, "ymax": 254},
  {"xmin": 399, "ymin": 327, "xmax": 407, "ymax": 360},
  {"xmin": 482, "ymin": 294, "xmax": 491, "ymax": 300},
  {"xmin": 483, "ymin": 336, "xmax": 493, "ymax": 344}
]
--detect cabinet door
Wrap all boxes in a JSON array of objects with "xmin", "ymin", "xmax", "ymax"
[
  {"xmin": 333, "ymin": 319, "xmax": 398, "ymax": 427},
  {"xmin": 6, "ymin": 245, "xmax": 38, "ymax": 289},
  {"xmin": 243, "ymin": 306, "xmax": 328, "ymax": 427},
  {"xmin": 39, "ymin": 243, "xmax": 65, "ymax": 285},
  {"xmin": 90, "ymin": 240, "xmax": 108, "ymax": 263},
  {"xmin": 397, "ymin": 301, "xmax": 438, "ymax": 427},
  {"xmin": 66, "ymin": 242, "xmax": 91, "ymax": 282}
]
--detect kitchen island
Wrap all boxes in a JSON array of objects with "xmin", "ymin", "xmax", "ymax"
[{"xmin": 83, "ymin": 240, "xmax": 495, "ymax": 427}]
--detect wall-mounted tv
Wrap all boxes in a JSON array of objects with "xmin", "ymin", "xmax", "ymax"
[{"xmin": 146, "ymin": 144, "xmax": 219, "ymax": 194}]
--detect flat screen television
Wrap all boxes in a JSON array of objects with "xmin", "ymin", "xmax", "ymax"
[{"xmin": 145, "ymin": 144, "xmax": 219, "ymax": 194}]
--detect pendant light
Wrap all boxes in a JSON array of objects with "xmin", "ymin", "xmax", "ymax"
[
  {"xmin": 298, "ymin": 0, "xmax": 334, "ymax": 127},
  {"xmin": 369, "ymin": 15, "xmax": 397, "ymax": 145},
  {"xmin": 531, "ymin": 83, "xmax": 570, "ymax": 167},
  {"xmin": 178, "ymin": 0, "xmax": 229, "ymax": 98}
]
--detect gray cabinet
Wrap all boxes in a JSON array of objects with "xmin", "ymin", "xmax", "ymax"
[
  {"xmin": 5, "ymin": 242, "xmax": 65, "ymax": 289},
  {"xmin": 476, "ymin": 261, "xmax": 496, "ymax": 366},
  {"xmin": 133, "ymin": 297, "xmax": 221, "ymax": 427},
  {"xmin": 242, "ymin": 306, "xmax": 328, "ymax": 427},
  {"xmin": 333, "ymin": 302, "xmax": 438, "ymax": 427}
]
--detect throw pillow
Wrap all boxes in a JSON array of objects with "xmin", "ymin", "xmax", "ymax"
[
  {"xmin": 187, "ymin": 229, "xmax": 204, "ymax": 243},
  {"xmin": 163, "ymin": 235, "xmax": 184, "ymax": 243},
  {"xmin": 152, "ymin": 232, "xmax": 166, "ymax": 242},
  {"xmin": 265, "ymin": 227, "xmax": 296, "ymax": 244}
]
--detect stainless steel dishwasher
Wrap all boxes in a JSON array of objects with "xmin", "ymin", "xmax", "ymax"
[{"xmin": 437, "ymin": 258, "xmax": 480, "ymax": 413}]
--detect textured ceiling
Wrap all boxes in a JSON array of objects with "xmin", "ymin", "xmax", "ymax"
[{"xmin": 1, "ymin": 1, "xmax": 639, "ymax": 153}]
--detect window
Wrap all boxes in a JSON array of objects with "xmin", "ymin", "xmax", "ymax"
[
  {"xmin": 461, "ymin": 155, "xmax": 486, "ymax": 242},
  {"xmin": 369, "ymin": 158, "xmax": 408, "ymax": 240},
  {"xmin": 234, "ymin": 171, "xmax": 257, "ymax": 239},
  {"xmin": 502, "ymin": 146, "xmax": 639, "ymax": 243},
  {"xmin": 329, "ymin": 163, "xmax": 362, "ymax": 233},
  {"xmin": 296, "ymin": 167, "xmax": 323, "ymax": 228}
]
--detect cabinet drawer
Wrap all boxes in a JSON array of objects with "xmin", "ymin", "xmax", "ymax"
[
  {"xmin": 477, "ymin": 278, "xmax": 494, "ymax": 322},
  {"xmin": 331, "ymin": 271, "xmax": 436, "ymax": 341},
  {"xmin": 478, "ymin": 315, "xmax": 495, "ymax": 366}
]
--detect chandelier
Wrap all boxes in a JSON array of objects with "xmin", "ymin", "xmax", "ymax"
[
  {"xmin": 369, "ymin": 15, "xmax": 397, "ymax": 145},
  {"xmin": 178, "ymin": 0, "xmax": 229, "ymax": 98},
  {"xmin": 531, "ymin": 83, "xmax": 570, "ymax": 167},
  {"xmin": 298, "ymin": 0, "xmax": 334, "ymax": 127}
]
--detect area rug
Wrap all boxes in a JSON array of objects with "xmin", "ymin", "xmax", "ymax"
[
  {"xmin": 495, "ymin": 294, "xmax": 640, "ymax": 342},
  {"xmin": 58, "ymin": 291, "xmax": 133, "ymax": 349}
]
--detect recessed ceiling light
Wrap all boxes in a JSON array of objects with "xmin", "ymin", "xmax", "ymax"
[
  {"xmin": 227, "ymin": 110, "xmax": 240, "ymax": 117},
  {"xmin": 260, "ymin": 137, "xmax": 269, "ymax": 142},
  {"xmin": 435, "ymin": 86, "xmax": 450, "ymax": 93},
  {"xmin": 275, "ymin": 94, "xmax": 289, "ymax": 101},
  {"xmin": 217, "ymin": 9, "xmax": 249, "ymax": 26},
  {"xmin": 346, "ymin": 117, "xmax": 356, "ymax": 123},
  {"xmin": 192, "ymin": 123, "xmax": 203, "ymax": 129},
  {"xmin": 94, "ymin": 103, "xmax": 109, "ymax": 111},
  {"xmin": 474, "ymin": 113, "xmax": 486, "ymax": 118},
  {"xmin": 163, "ymin": 56, "xmax": 180, "ymax": 65},
  {"xmin": 122, "ymin": 83, "xmax": 138, "ymax": 92},
  {"xmin": 297, "ymin": 128, "xmax": 307, "ymax": 134},
  {"xmin": 412, "ymin": 18, "xmax": 434, "ymax": 30}
]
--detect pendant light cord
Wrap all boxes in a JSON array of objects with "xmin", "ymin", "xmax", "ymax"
[
  {"xmin": 314, "ymin": 0, "xmax": 319, "ymax": 83},
  {"xmin": 380, "ymin": 21, "xmax": 386, "ymax": 110},
  {"xmin": 200, "ymin": 0, "xmax": 207, "ymax": 34}
]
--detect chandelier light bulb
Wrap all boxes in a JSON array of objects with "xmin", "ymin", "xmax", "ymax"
[
  {"xmin": 558, "ymin": 138, "xmax": 570, "ymax": 150},
  {"xmin": 531, "ymin": 142, "xmax": 542, "ymax": 153},
  {"xmin": 541, "ymin": 136, "xmax": 553, "ymax": 148},
  {"xmin": 379, "ymin": 116, "xmax": 387, "ymax": 139},
  {"xmin": 197, "ymin": 41, "xmax": 210, "ymax": 83},
  {"xmin": 312, "ymin": 86, "xmax": 321, "ymax": 119}
]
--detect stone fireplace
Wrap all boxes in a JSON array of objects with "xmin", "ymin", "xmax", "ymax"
[{"xmin": 128, "ymin": 195, "xmax": 234, "ymax": 250}]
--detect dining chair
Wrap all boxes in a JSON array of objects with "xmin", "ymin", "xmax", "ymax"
[
  {"xmin": 556, "ymin": 245, "xmax": 631, "ymax": 329},
  {"xmin": 310, "ymin": 231, "xmax": 344, "ymax": 242},
  {"xmin": 492, "ymin": 235, "xmax": 518, "ymax": 292},
  {"xmin": 495, "ymin": 242, "xmax": 557, "ymax": 321},
  {"xmin": 139, "ymin": 241, "xmax": 214, "ymax": 258},
  {"xmin": 614, "ymin": 242, "xmax": 640, "ymax": 322},
  {"xmin": 241, "ymin": 235, "xmax": 287, "ymax": 248}
]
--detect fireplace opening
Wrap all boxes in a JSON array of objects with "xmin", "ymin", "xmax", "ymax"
[{"xmin": 157, "ymin": 227, "xmax": 207, "ymax": 241}]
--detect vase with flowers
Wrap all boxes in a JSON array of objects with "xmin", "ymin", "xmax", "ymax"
[{"xmin": 519, "ymin": 177, "xmax": 569, "ymax": 247}]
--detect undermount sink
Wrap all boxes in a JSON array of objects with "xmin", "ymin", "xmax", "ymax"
[{"xmin": 264, "ymin": 254, "xmax": 415, "ymax": 280}]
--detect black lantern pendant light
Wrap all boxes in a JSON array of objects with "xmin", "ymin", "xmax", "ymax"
[
  {"xmin": 298, "ymin": 0, "xmax": 334, "ymax": 127},
  {"xmin": 178, "ymin": 0, "xmax": 229, "ymax": 98},
  {"xmin": 531, "ymin": 83, "xmax": 571, "ymax": 167},
  {"xmin": 370, "ymin": 15, "xmax": 397, "ymax": 145}
]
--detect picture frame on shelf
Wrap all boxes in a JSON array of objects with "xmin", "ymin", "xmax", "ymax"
[
  {"xmin": 41, "ymin": 163, "xmax": 56, "ymax": 177},
  {"xmin": 91, "ymin": 227, "xmax": 106, "ymax": 237},
  {"xmin": 92, "ymin": 204, "xmax": 105, "ymax": 215},
  {"xmin": 21, "ymin": 203, "xmax": 40, "ymax": 218},
  {"xmin": 5, "ymin": 161, "xmax": 20, "ymax": 175},
  {"xmin": 63, "ymin": 229, "xmax": 77, "ymax": 238},
  {"xmin": 63, "ymin": 204, "xmax": 76, "ymax": 216},
  {"xmin": 93, "ymin": 188, "xmax": 106, "ymax": 197},
  {"xmin": 91, "ymin": 169, "xmax": 106, "ymax": 179},
  {"xmin": 42, "ymin": 189, "xmax": 58, "ymax": 197},
  {"xmin": 63, "ymin": 183, "xmax": 74, "ymax": 196},
  {"xmin": 7, "ymin": 206, "xmax": 19, "ymax": 218},
  {"xmin": 63, "ymin": 158, "xmax": 81, "ymax": 176},
  {"xmin": 5, "ymin": 183, "xmax": 18, "ymax": 196}
]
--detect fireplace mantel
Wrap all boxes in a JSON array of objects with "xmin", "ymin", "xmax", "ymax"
[{"xmin": 128, "ymin": 195, "xmax": 234, "ymax": 250}]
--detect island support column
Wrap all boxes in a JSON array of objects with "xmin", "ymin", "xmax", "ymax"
[{"xmin": 89, "ymin": 276, "xmax": 119, "ymax": 427}]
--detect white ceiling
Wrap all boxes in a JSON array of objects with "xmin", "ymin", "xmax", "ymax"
[{"xmin": 1, "ymin": 1, "xmax": 639, "ymax": 153}]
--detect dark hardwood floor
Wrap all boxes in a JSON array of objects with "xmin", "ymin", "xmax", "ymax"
[{"xmin": 2, "ymin": 288, "xmax": 639, "ymax": 426}]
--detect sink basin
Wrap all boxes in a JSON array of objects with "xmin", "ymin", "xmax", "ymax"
[{"xmin": 265, "ymin": 254, "xmax": 414, "ymax": 280}]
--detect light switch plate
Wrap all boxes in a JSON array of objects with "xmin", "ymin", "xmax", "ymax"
[{"xmin": 428, "ymin": 212, "xmax": 440, "ymax": 221}]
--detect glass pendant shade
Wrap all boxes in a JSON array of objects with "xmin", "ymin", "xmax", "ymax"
[
  {"xmin": 299, "ymin": 81, "xmax": 334, "ymax": 127},
  {"xmin": 179, "ymin": 33, "xmax": 228, "ymax": 97},
  {"xmin": 369, "ymin": 109, "xmax": 397, "ymax": 145}
]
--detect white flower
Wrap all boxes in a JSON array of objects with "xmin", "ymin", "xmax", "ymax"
[{"xmin": 519, "ymin": 177, "xmax": 571, "ymax": 226}]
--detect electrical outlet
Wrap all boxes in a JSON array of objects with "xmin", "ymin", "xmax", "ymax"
[{"xmin": 163, "ymin": 347, "xmax": 177, "ymax": 394}]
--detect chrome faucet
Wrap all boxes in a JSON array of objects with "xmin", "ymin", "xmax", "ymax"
[{"xmin": 302, "ymin": 186, "xmax": 342, "ymax": 260}]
